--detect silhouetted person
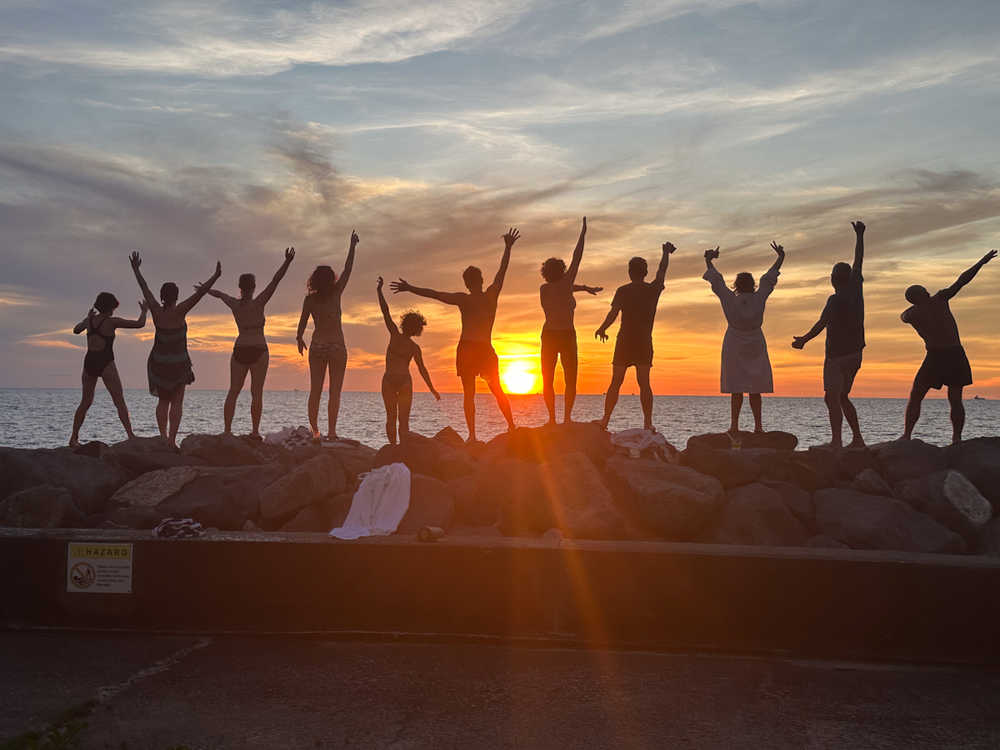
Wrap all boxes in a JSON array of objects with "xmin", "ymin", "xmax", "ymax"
[
  {"xmin": 901, "ymin": 249, "xmax": 996, "ymax": 444},
  {"xmin": 792, "ymin": 221, "xmax": 866, "ymax": 449},
  {"xmin": 595, "ymin": 242, "xmax": 675, "ymax": 431},
  {"xmin": 69, "ymin": 293, "xmax": 148, "ymax": 447},
  {"xmin": 130, "ymin": 251, "xmax": 221, "ymax": 448},
  {"xmin": 202, "ymin": 247, "xmax": 295, "ymax": 439},
  {"xmin": 391, "ymin": 228, "xmax": 520, "ymax": 442},
  {"xmin": 704, "ymin": 241, "xmax": 785, "ymax": 433},
  {"xmin": 296, "ymin": 231, "xmax": 358, "ymax": 441},
  {"xmin": 376, "ymin": 276, "xmax": 440, "ymax": 445},
  {"xmin": 539, "ymin": 217, "xmax": 602, "ymax": 424}
]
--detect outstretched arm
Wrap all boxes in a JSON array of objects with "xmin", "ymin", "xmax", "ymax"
[
  {"xmin": 296, "ymin": 297, "xmax": 311, "ymax": 355},
  {"xmin": 595, "ymin": 301, "xmax": 621, "ymax": 342},
  {"xmin": 389, "ymin": 279, "xmax": 464, "ymax": 306},
  {"xmin": 112, "ymin": 301, "xmax": 149, "ymax": 329},
  {"xmin": 258, "ymin": 247, "xmax": 295, "ymax": 305},
  {"xmin": 851, "ymin": 221, "xmax": 865, "ymax": 277},
  {"xmin": 944, "ymin": 250, "xmax": 997, "ymax": 298},
  {"xmin": 490, "ymin": 227, "xmax": 519, "ymax": 291},
  {"xmin": 376, "ymin": 277, "xmax": 398, "ymax": 335},
  {"xmin": 654, "ymin": 241, "xmax": 676, "ymax": 288},
  {"xmin": 792, "ymin": 304, "xmax": 830, "ymax": 349},
  {"xmin": 414, "ymin": 346, "xmax": 440, "ymax": 400},
  {"xmin": 177, "ymin": 261, "xmax": 222, "ymax": 315},
  {"xmin": 572, "ymin": 284, "xmax": 603, "ymax": 295},
  {"xmin": 565, "ymin": 217, "xmax": 586, "ymax": 283},
  {"xmin": 73, "ymin": 313, "xmax": 92, "ymax": 335},
  {"xmin": 199, "ymin": 287, "xmax": 237, "ymax": 306},
  {"xmin": 758, "ymin": 241, "xmax": 785, "ymax": 297},
  {"xmin": 129, "ymin": 251, "xmax": 159, "ymax": 310},
  {"xmin": 702, "ymin": 246, "xmax": 728, "ymax": 298},
  {"xmin": 335, "ymin": 232, "xmax": 359, "ymax": 292}
]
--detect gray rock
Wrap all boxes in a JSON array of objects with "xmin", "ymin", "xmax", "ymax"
[
  {"xmin": 260, "ymin": 453, "xmax": 348, "ymax": 525},
  {"xmin": 895, "ymin": 470, "xmax": 992, "ymax": 539},
  {"xmin": 397, "ymin": 474, "xmax": 456, "ymax": 534},
  {"xmin": 433, "ymin": 426, "xmax": 466, "ymax": 450},
  {"xmin": 0, "ymin": 485, "xmax": 85, "ymax": 528},
  {"xmin": 706, "ymin": 483, "xmax": 809, "ymax": 546},
  {"xmin": 448, "ymin": 474, "xmax": 493, "ymax": 526},
  {"xmin": 323, "ymin": 441, "xmax": 377, "ymax": 481},
  {"xmin": 179, "ymin": 433, "xmax": 278, "ymax": 466},
  {"xmin": 747, "ymin": 450, "xmax": 825, "ymax": 491},
  {"xmin": 805, "ymin": 535, "xmax": 850, "ymax": 549},
  {"xmin": 872, "ymin": 439, "xmax": 947, "ymax": 484},
  {"xmin": 374, "ymin": 433, "xmax": 477, "ymax": 481},
  {"xmin": 110, "ymin": 466, "xmax": 203, "ymax": 509},
  {"xmin": 501, "ymin": 422, "xmax": 614, "ymax": 467},
  {"xmin": 0, "ymin": 446, "xmax": 132, "ymax": 515},
  {"xmin": 979, "ymin": 518, "xmax": 1000, "ymax": 556},
  {"xmin": 680, "ymin": 444, "xmax": 760, "ymax": 489},
  {"xmin": 605, "ymin": 455, "xmax": 724, "ymax": 540},
  {"xmin": 281, "ymin": 492, "xmax": 354, "ymax": 532},
  {"xmin": 813, "ymin": 488, "xmax": 964, "ymax": 553},
  {"xmin": 947, "ymin": 437, "xmax": 1000, "ymax": 511},
  {"xmin": 103, "ymin": 436, "xmax": 205, "ymax": 474},
  {"xmin": 759, "ymin": 480, "xmax": 814, "ymax": 527},
  {"xmin": 851, "ymin": 468, "xmax": 892, "ymax": 496},
  {"xmin": 686, "ymin": 431, "xmax": 798, "ymax": 451}
]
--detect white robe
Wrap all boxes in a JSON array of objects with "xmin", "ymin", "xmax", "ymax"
[{"xmin": 703, "ymin": 265, "xmax": 779, "ymax": 394}]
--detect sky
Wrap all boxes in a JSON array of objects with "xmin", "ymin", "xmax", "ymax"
[{"xmin": 1, "ymin": 0, "xmax": 999, "ymax": 397}]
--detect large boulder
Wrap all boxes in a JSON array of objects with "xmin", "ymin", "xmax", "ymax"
[
  {"xmin": 980, "ymin": 518, "xmax": 1000, "ymax": 556},
  {"xmin": 745, "ymin": 449, "xmax": 827, "ymax": 490},
  {"xmin": 103, "ymin": 436, "xmax": 206, "ymax": 474},
  {"xmin": 759, "ymin": 480, "xmax": 813, "ymax": 527},
  {"xmin": 802, "ymin": 446, "xmax": 879, "ymax": 484},
  {"xmin": 489, "ymin": 423, "xmax": 614, "ymax": 467},
  {"xmin": 0, "ymin": 485, "xmax": 86, "ymax": 528},
  {"xmin": 680, "ymin": 445, "xmax": 760, "ymax": 489},
  {"xmin": 281, "ymin": 491, "xmax": 354, "ymax": 532},
  {"xmin": 872, "ymin": 439, "xmax": 947, "ymax": 484},
  {"xmin": 894, "ymin": 470, "xmax": 992, "ymax": 540},
  {"xmin": 373, "ymin": 433, "xmax": 476, "ymax": 481},
  {"xmin": 448, "ymin": 474, "xmax": 494, "ymax": 526},
  {"xmin": 260, "ymin": 453, "xmax": 348, "ymax": 526},
  {"xmin": 180, "ymin": 433, "xmax": 285, "ymax": 466},
  {"xmin": 324, "ymin": 441, "xmax": 377, "ymax": 481},
  {"xmin": 813, "ymin": 488, "xmax": 964, "ymax": 554},
  {"xmin": 947, "ymin": 437, "xmax": 1000, "ymax": 511},
  {"xmin": 705, "ymin": 483, "xmax": 810, "ymax": 547},
  {"xmin": 850, "ymin": 468, "xmax": 892, "ymax": 497},
  {"xmin": 433, "ymin": 426, "xmax": 466, "ymax": 450},
  {"xmin": 605, "ymin": 455, "xmax": 724, "ymax": 540},
  {"xmin": 0, "ymin": 446, "xmax": 132, "ymax": 515},
  {"xmin": 397, "ymin": 474, "xmax": 456, "ymax": 534},
  {"xmin": 686, "ymin": 431, "xmax": 798, "ymax": 452}
]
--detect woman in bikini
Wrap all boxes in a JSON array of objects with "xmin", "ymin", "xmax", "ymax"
[
  {"xmin": 202, "ymin": 247, "xmax": 295, "ymax": 439},
  {"xmin": 296, "ymin": 231, "xmax": 358, "ymax": 441},
  {"xmin": 377, "ymin": 276, "xmax": 440, "ymax": 444},
  {"xmin": 130, "ymin": 250, "xmax": 221, "ymax": 448},
  {"xmin": 69, "ymin": 292, "xmax": 148, "ymax": 447}
]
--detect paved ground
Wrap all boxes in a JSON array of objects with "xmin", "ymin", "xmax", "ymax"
[{"xmin": 3, "ymin": 632, "xmax": 1000, "ymax": 749}]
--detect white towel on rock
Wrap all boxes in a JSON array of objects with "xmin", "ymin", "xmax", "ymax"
[{"xmin": 329, "ymin": 463, "xmax": 411, "ymax": 540}]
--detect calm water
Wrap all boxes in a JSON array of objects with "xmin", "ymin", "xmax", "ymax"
[{"xmin": 0, "ymin": 388, "xmax": 996, "ymax": 450}]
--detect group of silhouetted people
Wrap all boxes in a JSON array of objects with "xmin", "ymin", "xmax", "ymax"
[{"xmin": 70, "ymin": 219, "xmax": 996, "ymax": 449}]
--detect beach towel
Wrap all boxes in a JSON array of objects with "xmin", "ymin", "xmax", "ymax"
[{"xmin": 330, "ymin": 462, "xmax": 411, "ymax": 540}]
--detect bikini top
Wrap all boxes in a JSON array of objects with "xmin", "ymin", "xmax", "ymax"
[{"xmin": 86, "ymin": 314, "xmax": 115, "ymax": 347}]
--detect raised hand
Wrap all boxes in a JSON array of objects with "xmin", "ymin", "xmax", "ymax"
[
  {"xmin": 389, "ymin": 278, "xmax": 411, "ymax": 294},
  {"xmin": 704, "ymin": 246, "xmax": 720, "ymax": 261},
  {"xmin": 791, "ymin": 336, "xmax": 806, "ymax": 350},
  {"xmin": 581, "ymin": 216, "xmax": 587, "ymax": 234},
  {"xmin": 851, "ymin": 220, "xmax": 865, "ymax": 235},
  {"xmin": 981, "ymin": 249, "xmax": 997, "ymax": 265},
  {"xmin": 770, "ymin": 241, "xmax": 784, "ymax": 257},
  {"xmin": 350, "ymin": 230, "xmax": 360, "ymax": 248},
  {"xmin": 662, "ymin": 241, "xmax": 677, "ymax": 255},
  {"xmin": 139, "ymin": 300, "xmax": 149, "ymax": 313},
  {"xmin": 595, "ymin": 327, "xmax": 609, "ymax": 343},
  {"xmin": 377, "ymin": 275, "xmax": 384, "ymax": 291},
  {"xmin": 214, "ymin": 261, "xmax": 222, "ymax": 276},
  {"xmin": 129, "ymin": 251, "xmax": 141, "ymax": 269},
  {"xmin": 503, "ymin": 227, "xmax": 520, "ymax": 249},
  {"xmin": 285, "ymin": 247, "xmax": 295, "ymax": 262}
]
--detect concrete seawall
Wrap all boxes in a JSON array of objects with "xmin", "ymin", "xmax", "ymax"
[{"xmin": 3, "ymin": 529, "xmax": 1000, "ymax": 664}]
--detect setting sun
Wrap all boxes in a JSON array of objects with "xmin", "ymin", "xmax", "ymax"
[{"xmin": 501, "ymin": 359, "xmax": 538, "ymax": 395}]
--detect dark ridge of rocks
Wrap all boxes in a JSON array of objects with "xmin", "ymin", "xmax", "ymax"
[{"xmin": 1, "ymin": 428, "xmax": 998, "ymax": 556}]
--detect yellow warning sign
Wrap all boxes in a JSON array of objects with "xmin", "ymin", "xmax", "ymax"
[{"xmin": 67, "ymin": 543, "xmax": 133, "ymax": 594}]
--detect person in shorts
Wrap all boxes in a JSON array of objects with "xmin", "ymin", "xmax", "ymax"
[
  {"xmin": 901, "ymin": 249, "xmax": 996, "ymax": 444},
  {"xmin": 792, "ymin": 221, "xmax": 867, "ymax": 449}
]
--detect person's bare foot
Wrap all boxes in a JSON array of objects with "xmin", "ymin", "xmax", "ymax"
[
  {"xmin": 848, "ymin": 436, "xmax": 866, "ymax": 449},
  {"xmin": 753, "ymin": 426, "xmax": 764, "ymax": 434},
  {"xmin": 68, "ymin": 437, "xmax": 80, "ymax": 448}
]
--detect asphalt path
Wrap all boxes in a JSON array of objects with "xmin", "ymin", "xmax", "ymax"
[{"xmin": 3, "ymin": 632, "xmax": 999, "ymax": 749}]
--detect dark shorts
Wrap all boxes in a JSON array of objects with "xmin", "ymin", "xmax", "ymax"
[
  {"xmin": 613, "ymin": 335, "xmax": 653, "ymax": 368},
  {"xmin": 233, "ymin": 344, "xmax": 267, "ymax": 366},
  {"xmin": 823, "ymin": 351, "xmax": 862, "ymax": 393},
  {"xmin": 456, "ymin": 340, "xmax": 500, "ymax": 380},
  {"xmin": 382, "ymin": 371, "xmax": 412, "ymax": 396},
  {"xmin": 541, "ymin": 328, "xmax": 577, "ymax": 363},
  {"xmin": 915, "ymin": 346, "xmax": 973, "ymax": 390},
  {"xmin": 83, "ymin": 350, "xmax": 114, "ymax": 378}
]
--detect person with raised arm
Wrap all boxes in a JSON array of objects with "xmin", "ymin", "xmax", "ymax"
[
  {"xmin": 201, "ymin": 247, "xmax": 295, "ymax": 439},
  {"xmin": 376, "ymin": 276, "xmax": 440, "ymax": 445},
  {"xmin": 296, "ymin": 231, "xmax": 358, "ymax": 441},
  {"xmin": 901, "ymin": 249, "xmax": 996, "ymax": 444},
  {"xmin": 594, "ymin": 241, "xmax": 675, "ymax": 432},
  {"xmin": 539, "ymin": 217, "xmax": 602, "ymax": 424},
  {"xmin": 69, "ymin": 293, "xmax": 148, "ymax": 447},
  {"xmin": 391, "ymin": 228, "xmax": 519, "ymax": 443},
  {"xmin": 792, "ymin": 221, "xmax": 867, "ymax": 449},
  {"xmin": 130, "ymin": 251, "xmax": 221, "ymax": 448},
  {"xmin": 704, "ymin": 241, "xmax": 785, "ymax": 434}
]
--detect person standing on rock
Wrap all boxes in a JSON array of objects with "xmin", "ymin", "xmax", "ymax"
[
  {"xmin": 296, "ymin": 231, "xmax": 359, "ymax": 442},
  {"xmin": 69, "ymin": 293, "xmax": 148, "ymax": 447},
  {"xmin": 130, "ymin": 251, "xmax": 221, "ymax": 448},
  {"xmin": 594, "ymin": 241, "xmax": 675, "ymax": 431},
  {"xmin": 391, "ymin": 228, "xmax": 520, "ymax": 443},
  {"xmin": 792, "ymin": 221, "xmax": 867, "ymax": 449},
  {"xmin": 539, "ymin": 217, "xmax": 602, "ymax": 424},
  {"xmin": 901, "ymin": 249, "xmax": 996, "ymax": 444},
  {"xmin": 201, "ymin": 247, "xmax": 295, "ymax": 440},
  {"xmin": 704, "ymin": 241, "xmax": 785, "ymax": 434},
  {"xmin": 376, "ymin": 276, "xmax": 441, "ymax": 445}
]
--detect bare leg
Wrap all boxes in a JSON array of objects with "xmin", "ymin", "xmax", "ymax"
[
  {"xmin": 824, "ymin": 389, "xmax": 844, "ymax": 448},
  {"xmin": 381, "ymin": 378, "xmax": 398, "ymax": 445},
  {"xmin": 461, "ymin": 374, "xmax": 477, "ymax": 442},
  {"xmin": 224, "ymin": 355, "xmax": 250, "ymax": 435},
  {"xmin": 541, "ymin": 338, "xmax": 558, "ymax": 425},
  {"xmin": 70, "ymin": 371, "xmax": 98, "ymax": 446},
  {"xmin": 636, "ymin": 365, "xmax": 654, "ymax": 431},
  {"xmin": 600, "ymin": 366, "xmax": 627, "ymax": 429},
  {"xmin": 749, "ymin": 393, "xmax": 763, "ymax": 432},
  {"xmin": 947, "ymin": 385, "xmax": 965, "ymax": 444},
  {"xmin": 167, "ymin": 385, "xmax": 185, "ymax": 448},
  {"xmin": 903, "ymin": 381, "xmax": 931, "ymax": 440},
  {"xmin": 563, "ymin": 342, "xmax": 578, "ymax": 423},
  {"xmin": 326, "ymin": 350, "xmax": 347, "ymax": 440},
  {"xmin": 248, "ymin": 351, "xmax": 269, "ymax": 437},
  {"xmin": 840, "ymin": 393, "xmax": 864, "ymax": 447},
  {"xmin": 398, "ymin": 380, "xmax": 414, "ymax": 443},
  {"xmin": 486, "ymin": 373, "xmax": 515, "ymax": 431},
  {"xmin": 307, "ymin": 351, "xmax": 326, "ymax": 439},
  {"xmin": 102, "ymin": 363, "xmax": 135, "ymax": 439},
  {"xmin": 729, "ymin": 393, "xmax": 744, "ymax": 433},
  {"xmin": 155, "ymin": 394, "xmax": 170, "ymax": 440}
]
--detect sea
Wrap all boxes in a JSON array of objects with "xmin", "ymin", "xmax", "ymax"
[{"xmin": 0, "ymin": 388, "xmax": 996, "ymax": 450}]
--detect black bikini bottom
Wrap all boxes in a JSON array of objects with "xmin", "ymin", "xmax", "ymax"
[
  {"xmin": 83, "ymin": 350, "xmax": 114, "ymax": 378},
  {"xmin": 233, "ymin": 345, "xmax": 267, "ymax": 366}
]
